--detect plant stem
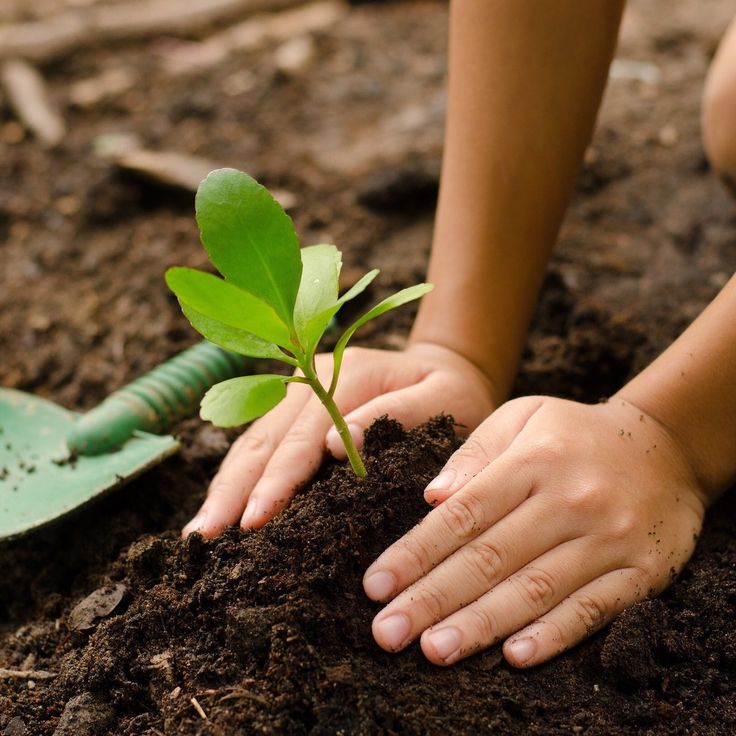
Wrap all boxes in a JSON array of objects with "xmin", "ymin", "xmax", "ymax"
[{"xmin": 302, "ymin": 364, "xmax": 367, "ymax": 478}]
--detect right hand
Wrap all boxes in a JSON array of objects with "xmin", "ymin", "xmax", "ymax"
[{"xmin": 182, "ymin": 342, "xmax": 498, "ymax": 538}]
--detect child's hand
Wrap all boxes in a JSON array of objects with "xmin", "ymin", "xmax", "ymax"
[
  {"xmin": 364, "ymin": 396, "xmax": 707, "ymax": 668},
  {"xmin": 182, "ymin": 342, "xmax": 496, "ymax": 538}
]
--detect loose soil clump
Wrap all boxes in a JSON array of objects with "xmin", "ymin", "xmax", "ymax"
[{"xmin": 1, "ymin": 417, "xmax": 735, "ymax": 734}]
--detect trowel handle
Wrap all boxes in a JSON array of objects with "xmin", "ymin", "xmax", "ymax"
[{"xmin": 67, "ymin": 341, "xmax": 250, "ymax": 456}]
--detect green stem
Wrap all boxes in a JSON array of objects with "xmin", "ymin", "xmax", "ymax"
[{"xmin": 302, "ymin": 363, "xmax": 367, "ymax": 478}]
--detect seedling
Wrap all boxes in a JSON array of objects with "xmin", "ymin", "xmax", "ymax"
[{"xmin": 166, "ymin": 168, "xmax": 432, "ymax": 477}]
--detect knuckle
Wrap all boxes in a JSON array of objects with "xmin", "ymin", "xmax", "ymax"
[
  {"xmin": 413, "ymin": 582, "xmax": 452, "ymax": 623},
  {"xmin": 513, "ymin": 567, "xmax": 557, "ymax": 612},
  {"xmin": 467, "ymin": 605, "xmax": 498, "ymax": 643},
  {"xmin": 572, "ymin": 592, "xmax": 609, "ymax": 633},
  {"xmin": 280, "ymin": 423, "xmax": 323, "ymax": 451},
  {"xmin": 560, "ymin": 483, "xmax": 604, "ymax": 513},
  {"xmin": 439, "ymin": 492, "xmax": 484, "ymax": 538},
  {"xmin": 232, "ymin": 428, "xmax": 273, "ymax": 456},
  {"xmin": 525, "ymin": 433, "xmax": 568, "ymax": 465},
  {"xmin": 207, "ymin": 475, "xmax": 235, "ymax": 499},
  {"xmin": 462, "ymin": 538, "xmax": 505, "ymax": 587},
  {"xmin": 609, "ymin": 509, "xmax": 638, "ymax": 540},
  {"xmin": 451, "ymin": 436, "xmax": 491, "ymax": 466},
  {"xmin": 396, "ymin": 533, "xmax": 436, "ymax": 577}
]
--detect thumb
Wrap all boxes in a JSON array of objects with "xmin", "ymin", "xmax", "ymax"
[
  {"xmin": 423, "ymin": 397, "xmax": 545, "ymax": 505},
  {"xmin": 325, "ymin": 378, "xmax": 451, "ymax": 460}
]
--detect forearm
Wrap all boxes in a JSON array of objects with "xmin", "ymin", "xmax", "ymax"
[
  {"xmin": 411, "ymin": 0, "xmax": 625, "ymax": 401},
  {"xmin": 617, "ymin": 275, "xmax": 736, "ymax": 499}
]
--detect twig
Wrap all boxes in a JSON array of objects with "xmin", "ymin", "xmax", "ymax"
[
  {"xmin": 0, "ymin": 0, "xmax": 301, "ymax": 62},
  {"xmin": 0, "ymin": 667, "xmax": 57, "ymax": 680},
  {"xmin": 190, "ymin": 696, "xmax": 208, "ymax": 720},
  {"xmin": 1, "ymin": 58, "xmax": 65, "ymax": 147},
  {"xmin": 160, "ymin": 0, "xmax": 347, "ymax": 75}
]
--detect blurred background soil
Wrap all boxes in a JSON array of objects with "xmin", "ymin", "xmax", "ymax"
[{"xmin": 0, "ymin": 0, "xmax": 735, "ymax": 732}]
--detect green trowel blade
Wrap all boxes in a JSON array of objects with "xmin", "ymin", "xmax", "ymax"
[{"xmin": 0, "ymin": 387, "xmax": 179, "ymax": 541}]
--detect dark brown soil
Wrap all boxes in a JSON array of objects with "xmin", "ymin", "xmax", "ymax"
[
  {"xmin": 0, "ymin": 416, "xmax": 734, "ymax": 735},
  {"xmin": 2, "ymin": 0, "xmax": 736, "ymax": 733}
]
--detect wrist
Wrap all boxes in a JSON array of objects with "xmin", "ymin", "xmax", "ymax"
[
  {"xmin": 405, "ymin": 339, "xmax": 504, "ymax": 410},
  {"xmin": 613, "ymin": 385, "xmax": 725, "ymax": 506}
]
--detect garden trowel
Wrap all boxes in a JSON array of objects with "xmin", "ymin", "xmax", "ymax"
[{"xmin": 0, "ymin": 341, "xmax": 249, "ymax": 540}]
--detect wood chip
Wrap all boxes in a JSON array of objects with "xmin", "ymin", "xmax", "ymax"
[
  {"xmin": 68, "ymin": 582, "xmax": 126, "ymax": 631},
  {"xmin": 190, "ymin": 696, "xmax": 208, "ymax": 720},
  {"xmin": 161, "ymin": 0, "xmax": 346, "ymax": 75},
  {"xmin": 113, "ymin": 148, "xmax": 297, "ymax": 208},
  {"xmin": 0, "ymin": 667, "xmax": 56, "ymax": 680},
  {"xmin": 68, "ymin": 67, "xmax": 135, "ymax": 108},
  {"xmin": 0, "ymin": 0, "xmax": 302, "ymax": 62},
  {"xmin": 1, "ymin": 58, "xmax": 65, "ymax": 147}
]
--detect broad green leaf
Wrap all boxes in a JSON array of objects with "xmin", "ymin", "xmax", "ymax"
[
  {"xmin": 166, "ymin": 267, "xmax": 291, "ymax": 348},
  {"xmin": 302, "ymin": 268, "xmax": 380, "ymax": 354},
  {"xmin": 181, "ymin": 304, "xmax": 290, "ymax": 363},
  {"xmin": 294, "ymin": 244, "xmax": 342, "ymax": 351},
  {"xmin": 201, "ymin": 374, "xmax": 287, "ymax": 427},
  {"xmin": 195, "ymin": 168, "xmax": 302, "ymax": 327},
  {"xmin": 329, "ymin": 283, "xmax": 433, "ymax": 395}
]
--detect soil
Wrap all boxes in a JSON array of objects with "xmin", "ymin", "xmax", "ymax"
[{"xmin": 1, "ymin": 0, "xmax": 736, "ymax": 733}]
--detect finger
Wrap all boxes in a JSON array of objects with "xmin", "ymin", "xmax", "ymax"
[
  {"xmin": 502, "ymin": 568, "xmax": 643, "ymax": 668},
  {"xmin": 363, "ymin": 452, "xmax": 535, "ymax": 602},
  {"xmin": 182, "ymin": 382, "xmax": 311, "ymax": 538},
  {"xmin": 239, "ymin": 393, "xmax": 340, "ymax": 529},
  {"xmin": 324, "ymin": 376, "xmax": 443, "ymax": 461},
  {"xmin": 370, "ymin": 494, "xmax": 572, "ymax": 652},
  {"xmin": 418, "ymin": 537, "xmax": 615, "ymax": 665},
  {"xmin": 423, "ymin": 397, "xmax": 545, "ymax": 505}
]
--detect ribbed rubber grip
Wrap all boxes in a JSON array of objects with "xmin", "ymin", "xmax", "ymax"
[{"xmin": 67, "ymin": 341, "xmax": 250, "ymax": 455}]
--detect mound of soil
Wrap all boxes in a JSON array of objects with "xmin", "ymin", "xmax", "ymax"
[{"xmin": 1, "ymin": 416, "xmax": 735, "ymax": 735}]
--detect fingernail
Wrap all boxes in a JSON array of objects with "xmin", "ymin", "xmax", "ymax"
[
  {"xmin": 507, "ymin": 637, "xmax": 536, "ymax": 665},
  {"xmin": 374, "ymin": 613, "xmax": 411, "ymax": 650},
  {"xmin": 240, "ymin": 500, "xmax": 259, "ymax": 529},
  {"xmin": 426, "ymin": 626, "xmax": 462, "ymax": 662},
  {"xmin": 182, "ymin": 511, "xmax": 207, "ymax": 538},
  {"xmin": 424, "ymin": 468, "xmax": 456, "ymax": 495},
  {"xmin": 364, "ymin": 569, "xmax": 396, "ymax": 600}
]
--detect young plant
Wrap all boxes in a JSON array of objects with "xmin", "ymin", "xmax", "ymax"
[{"xmin": 166, "ymin": 168, "xmax": 432, "ymax": 477}]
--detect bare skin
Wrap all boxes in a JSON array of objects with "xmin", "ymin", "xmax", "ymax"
[{"xmin": 184, "ymin": 1, "xmax": 736, "ymax": 669}]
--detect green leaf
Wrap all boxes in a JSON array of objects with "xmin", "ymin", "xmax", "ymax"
[
  {"xmin": 195, "ymin": 168, "xmax": 302, "ymax": 328},
  {"xmin": 302, "ymin": 268, "xmax": 380, "ymax": 354},
  {"xmin": 166, "ymin": 267, "xmax": 292, "ymax": 348},
  {"xmin": 329, "ymin": 283, "xmax": 433, "ymax": 395},
  {"xmin": 181, "ymin": 304, "xmax": 291, "ymax": 363},
  {"xmin": 201, "ymin": 374, "xmax": 287, "ymax": 427},
  {"xmin": 294, "ymin": 244, "xmax": 342, "ymax": 351}
]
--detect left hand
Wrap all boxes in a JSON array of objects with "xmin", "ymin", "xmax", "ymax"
[{"xmin": 363, "ymin": 395, "xmax": 708, "ymax": 668}]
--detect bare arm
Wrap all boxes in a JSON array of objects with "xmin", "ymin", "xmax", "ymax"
[{"xmin": 412, "ymin": 0, "xmax": 625, "ymax": 399}]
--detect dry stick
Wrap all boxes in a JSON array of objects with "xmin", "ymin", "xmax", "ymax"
[
  {"xmin": 0, "ymin": 58, "xmax": 65, "ymax": 147},
  {"xmin": 0, "ymin": 667, "xmax": 57, "ymax": 680},
  {"xmin": 0, "ymin": 0, "xmax": 302, "ymax": 62},
  {"xmin": 160, "ymin": 0, "xmax": 347, "ymax": 75},
  {"xmin": 190, "ymin": 696, "xmax": 208, "ymax": 720}
]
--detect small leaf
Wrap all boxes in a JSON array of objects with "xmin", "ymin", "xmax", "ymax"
[
  {"xmin": 195, "ymin": 169, "xmax": 302, "ymax": 327},
  {"xmin": 201, "ymin": 375, "xmax": 287, "ymax": 427},
  {"xmin": 335, "ymin": 269, "xmax": 380, "ymax": 307},
  {"xmin": 303, "ymin": 268, "xmax": 380, "ymax": 354},
  {"xmin": 166, "ymin": 267, "xmax": 292, "ymax": 348},
  {"xmin": 329, "ymin": 283, "xmax": 433, "ymax": 394},
  {"xmin": 181, "ymin": 305, "xmax": 290, "ymax": 363},
  {"xmin": 294, "ymin": 244, "xmax": 342, "ymax": 351}
]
